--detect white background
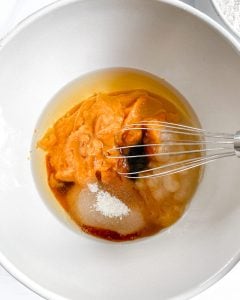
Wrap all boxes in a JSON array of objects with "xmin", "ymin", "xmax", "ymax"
[{"xmin": 0, "ymin": 0, "xmax": 239, "ymax": 299}]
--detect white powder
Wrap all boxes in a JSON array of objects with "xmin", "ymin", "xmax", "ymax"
[
  {"xmin": 94, "ymin": 190, "xmax": 130, "ymax": 219},
  {"xmin": 214, "ymin": 0, "xmax": 240, "ymax": 35},
  {"xmin": 87, "ymin": 182, "xmax": 130, "ymax": 219}
]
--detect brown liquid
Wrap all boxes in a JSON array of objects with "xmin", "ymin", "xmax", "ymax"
[{"xmin": 37, "ymin": 68, "xmax": 202, "ymax": 241}]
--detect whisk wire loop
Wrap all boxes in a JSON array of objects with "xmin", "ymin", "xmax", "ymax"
[{"xmin": 107, "ymin": 121, "xmax": 239, "ymax": 178}]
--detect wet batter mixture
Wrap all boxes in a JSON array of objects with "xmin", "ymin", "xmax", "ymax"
[{"xmin": 38, "ymin": 83, "xmax": 202, "ymax": 241}]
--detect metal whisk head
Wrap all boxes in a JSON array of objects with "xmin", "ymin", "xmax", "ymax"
[{"xmin": 107, "ymin": 121, "xmax": 240, "ymax": 178}]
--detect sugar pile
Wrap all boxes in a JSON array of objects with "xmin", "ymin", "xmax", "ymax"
[
  {"xmin": 214, "ymin": 0, "xmax": 240, "ymax": 35},
  {"xmin": 87, "ymin": 183, "xmax": 130, "ymax": 219}
]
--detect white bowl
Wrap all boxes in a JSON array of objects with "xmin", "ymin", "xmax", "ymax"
[{"xmin": 0, "ymin": 0, "xmax": 240, "ymax": 299}]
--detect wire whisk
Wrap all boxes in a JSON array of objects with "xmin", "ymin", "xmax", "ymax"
[{"xmin": 107, "ymin": 121, "xmax": 240, "ymax": 178}]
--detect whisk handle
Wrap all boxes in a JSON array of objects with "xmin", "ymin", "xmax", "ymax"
[{"xmin": 234, "ymin": 131, "xmax": 240, "ymax": 157}]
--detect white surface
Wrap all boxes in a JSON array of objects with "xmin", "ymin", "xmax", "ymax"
[
  {"xmin": 0, "ymin": 0, "xmax": 15, "ymax": 34},
  {"xmin": 0, "ymin": 0, "xmax": 239, "ymax": 299}
]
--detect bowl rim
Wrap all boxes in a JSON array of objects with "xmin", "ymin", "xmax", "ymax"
[
  {"xmin": 211, "ymin": 0, "xmax": 240, "ymax": 40},
  {"xmin": 0, "ymin": 0, "xmax": 240, "ymax": 51},
  {"xmin": 0, "ymin": 0, "xmax": 240, "ymax": 299}
]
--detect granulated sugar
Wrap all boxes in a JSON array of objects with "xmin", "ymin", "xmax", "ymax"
[
  {"xmin": 94, "ymin": 190, "xmax": 130, "ymax": 219},
  {"xmin": 87, "ymin": 183, "xmax": 130, "ymax": 219},
  {"xmin": 214, "ymin": 0, "xmax": 240, "ymax": 35}
]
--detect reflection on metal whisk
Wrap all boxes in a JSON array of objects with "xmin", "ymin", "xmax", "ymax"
[{"xmin": 107, "ymin": 121, "xmax": 240, "ymax": 178}]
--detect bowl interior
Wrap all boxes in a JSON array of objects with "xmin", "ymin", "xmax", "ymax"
[{"xmin": 0, "ymin": 0, "xmax": 240, "ymax": 299}]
